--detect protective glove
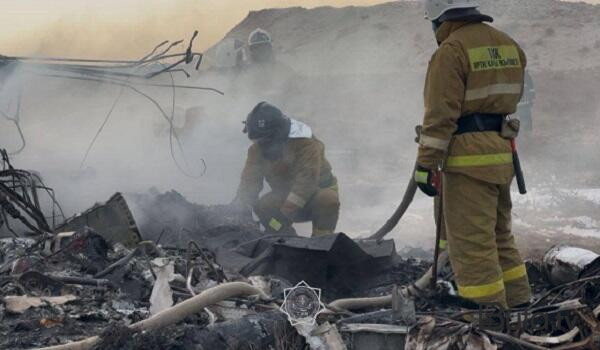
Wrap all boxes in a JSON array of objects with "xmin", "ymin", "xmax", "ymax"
[
  {"xmin": 414, "ymin": 165, "xmax": 440, "ymax": 197},
  {"xmin": 268, "ymin": 211, "xmax": 292, "ymax": 233}
]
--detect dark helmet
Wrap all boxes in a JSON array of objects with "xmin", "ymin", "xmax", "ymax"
[{"xmin": 243, "ymin": 102, "xmax": 291, "ymax": 141}]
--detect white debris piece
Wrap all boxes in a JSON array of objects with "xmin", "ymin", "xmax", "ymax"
[
  {"xmin": 295, "ymin": 322, "xmax": 346, "ymax": 350},
  {"xmin": 3, "ymin": 295, "xmax": 77, "ymax": 314},
  {"xmin": 149, "ymin": 257, "xmax": 175, "ymax": 315}
]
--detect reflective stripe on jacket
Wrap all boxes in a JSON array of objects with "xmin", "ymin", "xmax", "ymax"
[{"xmin": 417, "ymin": 21, "xmax": 526, "ymax": 184}]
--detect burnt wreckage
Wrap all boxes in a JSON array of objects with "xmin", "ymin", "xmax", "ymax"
[
  {"xmin": 0, "ymin": 39, "xmax": 600, "ymax": 350},
  {"xmin": 0, "ymin": 162, "xmax": 599, "ymax": 349}
]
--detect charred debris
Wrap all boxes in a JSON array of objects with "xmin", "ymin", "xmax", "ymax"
[
  {"xmin": 0, "ymin": 150, "xmax": 598, "ymax": 350},
  {"xmin": 0, "ymin": 32, "xmax": 599, "ymax": 350}
]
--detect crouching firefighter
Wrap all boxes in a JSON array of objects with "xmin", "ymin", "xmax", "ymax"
[
  {"xmin": 411, "ymin": 0, "xmax": 532, "ymax": 309},
  {"xmin": 233, "ymin": 102, "xmax": 340, "ymax": 237}
]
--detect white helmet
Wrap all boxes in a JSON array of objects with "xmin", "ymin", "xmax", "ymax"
[
  {"xmin": 248, "ymin": 28, "xmax": 272, "ymax": 47},
  {"xmin": 423, "ymin": 0, "xmax": 479, "ymax": 21}
]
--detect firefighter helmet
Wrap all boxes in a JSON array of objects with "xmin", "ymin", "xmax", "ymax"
[
  {"xmin": 248, "ymin": 29, "xmax": 274, "ymax": 63},
  {"xmin": 248, "ymin": 28, "xmax": 272, "ymax": 47},
  {"xmin": 423, "ymin": 0, "xmax": 479, "ymax": 21},
  {"xmin": 243, "ymin": 102, "xmax": 290, "ymax": 141}
]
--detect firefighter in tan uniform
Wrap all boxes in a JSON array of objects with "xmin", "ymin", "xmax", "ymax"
[
  {"xmin": 235, "ymin": 102, "xmax": 340, "ymax": 236},
  {"xmin": 414, "ymin": 0, "xmax": 531, "ymax": 308}
]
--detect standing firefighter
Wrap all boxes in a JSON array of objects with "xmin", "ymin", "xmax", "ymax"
[
  {"xmin": 234, "ymin": 102, "xmax": 340, "ymax": 236},
  {"xmin": 248, "ymin": 28, "xmax": 274, "ymax": 64},
  {"xmin": 415, "ymin": 0, "xmax": 531, "ymax": 308}
]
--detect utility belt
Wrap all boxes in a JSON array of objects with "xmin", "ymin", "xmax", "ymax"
[
  {"xmin": 449, "ymin": 112, "xmax": 527, "ymax": 194},
  {"xmin": 454, "ymin": 113, "xmax": 505, "ymax": 135}
]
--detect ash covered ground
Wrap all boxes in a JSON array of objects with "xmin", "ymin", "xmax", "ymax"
[
  {"xmin": 0, "ymin": 0, "xmax": 599, "ymax": 349},
  {"xmin": 0, "ymin": 0, "xmax": 598, "ymax": 252},
  {"xmin": 2, "ymin": 189, "xmax": 600, "ymax": 350},
  {"xmin": 0, "ymin": 190, "xmax": 429, "ymax": 349}
]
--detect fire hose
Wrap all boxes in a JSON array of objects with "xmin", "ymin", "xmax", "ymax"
[
  {"xmin": 32, "ymin": 282, "xmax": 269, "ymax": 350},
  {"xmin": 368, "ymin": 125, "xmax": 424, "ymax": 242},
  {"xmin": 329, "ymin": 295, "xmax": 393, "ymax": 311},
  {"xmin": 368, "ymin": 163, "xmax": 418, "ymax": 242},
  {"xmin": 369, "ymin": 122, "xmax": 527, "ymax": 243},
  {"xmin": 327, "ymin": 253, "xmax": 451, "ymax": 313}
]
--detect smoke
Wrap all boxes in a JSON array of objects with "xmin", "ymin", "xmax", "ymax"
[
  {"xmin": 0, "ymin": 1, "xmax": 436, "ymax": 247},
  {"xmin": 1, "ymin": 0, "xmax": 599, "ymax": 248},
  {"xmin": 0, "ymin": 0, "xmax": 392, "ymax": 59},
  {"xmin": 1, "ymin": 1, "xmax": 219, "ymax": 59}
]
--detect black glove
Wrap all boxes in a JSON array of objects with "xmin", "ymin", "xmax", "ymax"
[
  {"xmin": 414, "ymin": 165, "xmax": 440, "ymax": 197},
  {"xmin": 267, "ymin": 211, "xmax": 292, "ymax": 233}
]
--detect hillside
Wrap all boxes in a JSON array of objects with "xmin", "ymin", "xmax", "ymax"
[
  {"xmin": 213, "ymin": 0, "xmax": 600, "ymax": 75},
  {"xmin": 196, "ymin": 0, "xmax": 600, "ymax": 245},
  {"xmin": 203, "ymin": 0, "xmax": 600, "ymax": 179}
]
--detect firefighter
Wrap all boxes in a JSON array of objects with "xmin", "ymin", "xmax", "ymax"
[
  {"xmin": 248, "ymin": 28, "xmax": 274, "ymax": 64},
  {"xmin": 415, "ymin": 0, "xmax": 531, "ymax": 308},
  {"xmin": 234, "ymin": 102, "xmax": 340, "ymax": 237}
]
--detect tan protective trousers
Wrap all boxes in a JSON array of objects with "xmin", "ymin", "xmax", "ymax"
[
  {"xmin": 254, "ymin": 188, "xmax": 340, "ymax": 236},
  {"xmin": 443, "ymin": 172, "xmax": 531, "ymax": 308}
]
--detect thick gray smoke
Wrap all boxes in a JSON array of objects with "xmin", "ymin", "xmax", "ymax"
[
  {"xmin": 0, "ymin": 67, "xmax": 250, "ymax": 213},
  {"xmin": 1, "ymin": 0, "xmax": 599, "ymax": 249}
]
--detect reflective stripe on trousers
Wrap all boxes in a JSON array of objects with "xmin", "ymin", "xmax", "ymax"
[
  {"xmin": 444, "ymin": 172, "xmax": 531, "ymax": 308},
  {"xmin": 457, "ymin": 264, "xmax": 527, "ymax": 299},
  {"xmin": 503, "ymin": 264, "xmax": 527, "ymax": 283},
  {"xmin": 458, "ymin": 279, "xmax": 504, "ymax": 299}
]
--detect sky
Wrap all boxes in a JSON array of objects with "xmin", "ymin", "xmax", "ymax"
[
  {"xmin": 0, "ymin": 0, "xmax": 388, "ymax": 59},
  {"xmin": 0, "ymin": 0, "xmax": 598, "ymax": 59}
]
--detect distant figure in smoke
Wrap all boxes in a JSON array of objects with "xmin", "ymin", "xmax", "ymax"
[
  {"xmin": 241, "ymin": 28, "xmax": 299, "ymax": 103},
  {"xmin": 516, "ymin": 70, "xmax": 535, "ymax": 133},
  {"xmin": 248, "ymin": 28, "xmax": 275, "ymax": 64},
  {"xmin": 233, "ymin": 102, "xmax": 340, "ymax": 236},
  {"xmin": 214, "ymin": 38, "xmax": 246, "ymax": 70},
  {"xmin": 196, "ymin": 28, "xmax": 298, "ymax": 111}
]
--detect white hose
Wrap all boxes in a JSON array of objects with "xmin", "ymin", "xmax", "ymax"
[
  {"xmin": 329, "ymin": 295, "xmax": 392, "ymax": 311},
  {"xmin": 186, "ymin": 267, "xmax": 216, "ymax": 325},
  {"xmin": 328, "ymin": 251, "xmax": 450, "ymax": 312},
  {"xmin": 32, "ymin": 282, "xmax": 269, "ymax": 350}
]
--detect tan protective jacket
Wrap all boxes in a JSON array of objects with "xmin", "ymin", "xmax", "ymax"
[
  {"xmin": 237, "ymin": 137, "xmax": 336, "ymax": 217},
  {"xmin": 417, "ymin": 21, "xmax": 527, "ymax": 184}
]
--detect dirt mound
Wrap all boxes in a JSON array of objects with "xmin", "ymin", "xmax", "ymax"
[{"xmin": 210, "ymin": 0, "xmax": 600, "ymax": 74}]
